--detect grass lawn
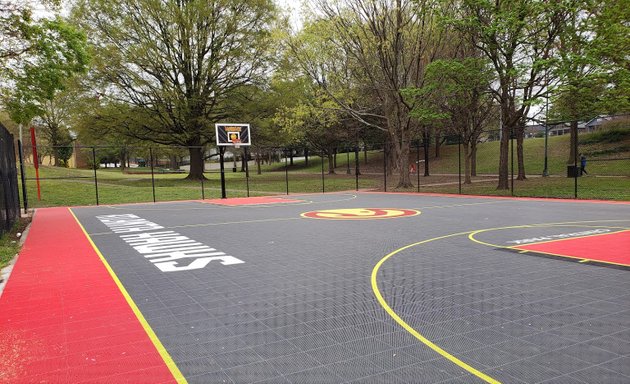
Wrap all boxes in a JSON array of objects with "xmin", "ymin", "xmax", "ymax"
[{"xmin": 0, "ymin": 218, "xmax": 30, "ymax": 272}]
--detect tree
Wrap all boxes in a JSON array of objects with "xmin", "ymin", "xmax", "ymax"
[
  {"xmin": 273, "ymin": 90, "xmax": 350, "ymax": 173},
  {"xmin": 73, "ymin": 0, "xmax": 278, "ymax": 179},
  {"xmin": 2, "ymin": 16, "xmax": 89, "ymax": 126},
  {"xmin": 551, "ymin": 0, "xmax": 630, "ymax": 164},
  {"xmin": 406, "ymin": 56, "xmax": 495, "ymax": 184},
  {"xmin": 291, "ymin": 0, "xmax": 446, "ymax": 188},
  {"xmin": 453, "ymin": 0, "xmax": 573, "ymax": 188}
]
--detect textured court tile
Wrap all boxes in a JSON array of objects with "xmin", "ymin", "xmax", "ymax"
[
  {"xmin": 223, "ymin": 360, "xmax": 282, "ymax": 383},
  {"xmin": 601, "ymin": 356, "xmax": 630, "ymax": 376},
  {"xmin": 267, "ymin": 352, "xmax": 322, "ymax": 375},
  {"xmin": 525, "ymin": 350, "xmax": 593, "ymax": 375},
  {"xmin": 283, "ymin": 365, "xmax": 345, "ymax": 384},
  {"xmin": 457, "ymin": 346, "xmax": 520, "ymax": 369},
  {"xmin": 305, "ymin": 344, "xmax": 358, "ymax": 365},
  {"xmin": 212, "ymin": 347, "xmax": 263, "ymax": 369},
  {"xmin": 325, "ymin": 355, "xmax": 385, "ymax": 381},
  {"xmin": 252, "ymin": 340, "xmax": 302, "ymax": 360},
  {"xmin": 559, "ymin": 342, "xmax": 621, "ymax": 364},
  {"xmin": 348, "ymin": 371, "xmax": 407, "ymax": 384},
  {"xmin": 390, "ymin": 359, "xmax": 469, "ymax": 383},
  {"xmin": 569, "ymin": 365, "xmax": 630, "ymax": 384}
]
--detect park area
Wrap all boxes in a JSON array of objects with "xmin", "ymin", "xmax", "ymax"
[{"xmin": 1, "ymin": 0, "xmax": 630, "ymax": 383}]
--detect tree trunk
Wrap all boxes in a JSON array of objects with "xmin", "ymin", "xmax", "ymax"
[
  {"xmin": 568, "ymin": 120, "xmax": 578, "ymax": 164},
  {"xmin": 186, "ymin": 146, "xmax": 205, "ymax": 180},
  {"xmin": 434, "ymin": 131, "xmax": 441, "ymax": 158},
  {"xmin": 304, "ymin": 148, "xmax": 309, "ymax": 166},
  {"xmin": 333, "ymin": 148, "xmax": 337, "ymax": 169},
  {"xmin": 289, "ymin": 149, "xmax": 294, "ymax": 166},
  {"xmin": 393, "ymin": 133, "xmax": 413, "ymax": 188},
  {"xmin": 464, "ymin": 143, "xmax": 472, "ymax": 184},
  {"xmin": 364, "ymin": 145, "xmax": 368, "ymax": 165},
  {"xmin": 327, "ymin": 153, "xmax": 335, "ymax": 174},
  {"xmin": 497, "ymin": 124, "xmax": 510, "ymax": 190},
  {"xmin": 170, "ymin": 155, "xmax": 179, "ymax": 170},
  {"xmin": 516, "ymin": 130, "xmax": 526, "ymax": 180},
  {"xmin": 256, "ymin": 152, "xmax": 262, "ymax": 175},
  {"xmin": 470, "ymin": 142, "xmax": 477, "ymax": 177},
  {"xmin": 120, "ymin": 149, "xmax": 128, "ymax": 172},
  {"xmin": 423, "ymin": 130, "xmax": 430, "ymax": 176}
]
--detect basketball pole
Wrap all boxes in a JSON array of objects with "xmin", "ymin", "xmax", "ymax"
[{"xmin": 219, "ymin": 146, "xmax": 226, "ymax": 198}]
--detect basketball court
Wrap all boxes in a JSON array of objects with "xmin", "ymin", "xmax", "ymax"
[{"xmin": 1, "ymin": 192, "xmax": 629, "ymax": 383}]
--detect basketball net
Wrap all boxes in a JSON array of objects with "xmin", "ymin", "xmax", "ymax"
[{"xmin": 233, "ymin": 138, "xmax": 241, "ymax": 149}]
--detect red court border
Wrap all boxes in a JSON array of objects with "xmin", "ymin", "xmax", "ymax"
[{"xmin": 0, "ymin": 208, "xmax": 178, "ymax": 383}]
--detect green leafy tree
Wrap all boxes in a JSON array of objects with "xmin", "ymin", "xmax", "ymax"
[
  {"xmin": 291, "ymin": 0, "xmax": 447, "ymax": 188},
  {"xmin": 406, "ymin": 57, "xmax": 495, "ymax": 183},
  {"xmin": 73, "ymin": 0, "xmax": 278, "ymax": 179},
  {"xmin": 452, "ymin": 0, "xmax": 574, "ymax": 188},
  {"xmin": 551, "ymin": 0, "xmax": 630, "ymax": 164}
]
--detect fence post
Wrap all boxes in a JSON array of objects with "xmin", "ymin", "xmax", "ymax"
[
  {"xmin": 244, "ymin": 147, "xmax": 250, "ymax": 197},
  {"xmin": 321, "ymin": 153, "xmax": 325, "ymax": 193},
  {"xmin": 383, "ymin": 142, "xmax": 387, "ymax": 192},
  {"xmin": 18, "ymin": 139, "xmax": 28, "ymax": 213},
  {"xmin": 416, "ymin": 140, "xmax": 420, "ymax": 193},
  {"xmin": 346, "ymin": 147, "xmax": 351, "ymax": 174},
  {"xmin": 219, "ymin": 146, "xmax": 226, "ymax": 198},
  {"xmin": 200, "ymin": 153, "xmax": 205, "ymax": 200},
  {"xmin": 574, "ymin": 135, "xmax": 578, "ymax": 199},
  {"xmin": 92, "ymin": 147, "xmax": 100, "ymax": 206},
  {"xmin": 510, "ymin": 128, "xmax": 514, "ymax": 196},
  {"xmin": 458, "ymin": 135, "xmax": 462, "ymax": 195},
  {"xmin": 355, "ymin": 146, "xmax": 359, "ymax": 191},
  {"xmin": 149, "ymin": 147, "xmax": 156, "ymax": 203},
  {"xmin": 284, "ymin": 149, "xmax": 289, "ymax": 195}
]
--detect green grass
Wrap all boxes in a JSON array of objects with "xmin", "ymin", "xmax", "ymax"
[{"xmin": 0, "ymin": 218, "xmax": 30, "ymax": 271}]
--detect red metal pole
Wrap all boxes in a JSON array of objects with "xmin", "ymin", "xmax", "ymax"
[{"xmin": 30, "ymin": 127, "xmax": 41, "ymax": 200}]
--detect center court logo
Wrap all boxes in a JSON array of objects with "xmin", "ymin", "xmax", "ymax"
[{"xmin": 301, "ymin": 208, "xmax": 420, "ymax": 220}]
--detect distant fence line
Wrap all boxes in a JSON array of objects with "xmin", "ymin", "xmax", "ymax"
[
  {"xmin": 1, "ymin": 123, "xmax": 20, "ymax": 235},
  {"xmin": 13, "ymin": 129, "xmax": 630, "ymax": 207}
]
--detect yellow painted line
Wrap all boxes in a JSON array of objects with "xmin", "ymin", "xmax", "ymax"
[
  {"xmin": 579, "ymin": 259, "xmax": 589, "ymax": 263},
  {"xmin": 371, "ymin": 231, "xmax": 501, "ymax": 384},
  {"xmin": 69, "ymin": 208, "xmax": 187, "ymax": 384}
]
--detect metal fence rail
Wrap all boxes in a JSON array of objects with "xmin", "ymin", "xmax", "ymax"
[{"xmin": 0, "ymin": 123, "xmax": 20, "ymax": 236}]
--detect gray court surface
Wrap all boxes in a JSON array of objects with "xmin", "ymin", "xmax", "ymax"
[{"xmin": 71, "ymin": 192, "xmax": 630, "ymax": 384}]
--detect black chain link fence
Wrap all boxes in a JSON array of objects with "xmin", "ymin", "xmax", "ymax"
[
  {"xmin": 16, "ymin": 126, "xmax": 630, "ymax": 208},
  {"xmin": 1, "ymin": 123, "xmax": 20, "ymax": 236}
]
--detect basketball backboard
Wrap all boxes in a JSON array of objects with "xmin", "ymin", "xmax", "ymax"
[{"xmin": 215, "ymin": 123, "xmax": 251, "ymax": 146}]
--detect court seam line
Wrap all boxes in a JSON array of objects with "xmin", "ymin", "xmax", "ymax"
[
  {"xmin": 101, "ymin": 193, "xmax": 358, "ymax": 211},
  {"xmin": 68, "ymin": 208, "xmax": 187, "ymax": 384},
  {"xmin": 88, "ymin": 217, "xmax": 303, "ymax": 236}
]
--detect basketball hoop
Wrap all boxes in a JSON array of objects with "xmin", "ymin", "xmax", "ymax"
[{"xmin": 233, "ymin": 138, "xmax": 241, "ymax": 149}]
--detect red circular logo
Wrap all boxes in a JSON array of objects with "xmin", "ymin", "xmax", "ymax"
[{"xmin": 301, "ymin": 208, "xmax": 420, "ymax": 220}]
